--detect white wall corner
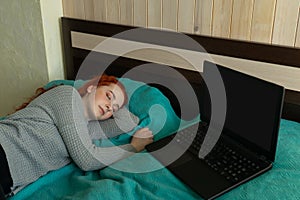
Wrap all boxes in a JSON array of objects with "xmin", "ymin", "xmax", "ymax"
[{"xmin": 40, "ymin": 0, "xmax": 65, "ymax": 81}]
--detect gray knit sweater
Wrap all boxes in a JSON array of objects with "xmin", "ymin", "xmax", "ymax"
[{"xmin": 0, "ymin": 85, "xmax": 139, "ymax": 193}]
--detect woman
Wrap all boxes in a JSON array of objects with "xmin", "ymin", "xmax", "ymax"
[{"xmin": 0, "ymin": 75, "xmax": 153, "ymax": 199}]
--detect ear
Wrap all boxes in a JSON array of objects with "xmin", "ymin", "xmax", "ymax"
[{"xmin": 87, "ymin": 85, "xmax": 97, "ymax": 93}]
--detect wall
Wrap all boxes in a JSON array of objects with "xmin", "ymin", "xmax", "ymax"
[
  {"xmin": 0, "ymin": 0, "xmax": 64, "ymax": 116},
  {"xmin": 62, "ymin": 0, "xmax": 300, "ymax": 48},
  {"xmin": 62, "ymin": 0, "xmax": 300, "ymax": 92},
  {"xmin": 40, "ymin": 0, "xmax": 65, "ymax": 81}
]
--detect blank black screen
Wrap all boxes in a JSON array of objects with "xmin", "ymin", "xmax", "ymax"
[{"xmin": 201, "ymin": 61, "xmax": 284, "ymax": 160}]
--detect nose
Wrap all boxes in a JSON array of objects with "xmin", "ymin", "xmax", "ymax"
[{"xmin": 105, "ymin": 103, "xmax": 112, "ymax": 112}]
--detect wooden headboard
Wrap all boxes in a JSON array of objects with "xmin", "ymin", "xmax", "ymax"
[{"xmin": 61, "ymin": 17, "xmax": 300, "ymax": 123}]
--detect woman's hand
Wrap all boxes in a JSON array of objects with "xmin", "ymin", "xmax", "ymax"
[{"xmin": 130, "ymin": 127, "xmax": 154, "ymax": 152}]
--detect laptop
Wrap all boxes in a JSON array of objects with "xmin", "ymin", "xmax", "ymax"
[{"xmin": 146, "ymin": 61, "xmax": 285, "ymax": 200}]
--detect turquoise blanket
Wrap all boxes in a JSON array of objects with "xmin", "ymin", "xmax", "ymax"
[{"xmin": 5, "ymin": 79, "xmax": 300, "ymax": 200}]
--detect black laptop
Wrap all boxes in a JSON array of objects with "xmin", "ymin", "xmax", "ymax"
[{"xmin": 146, "ymin": 61, "xmax": 285, "ymax": 200}]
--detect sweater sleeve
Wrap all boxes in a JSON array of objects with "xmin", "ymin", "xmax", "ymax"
[
  {"xmin": 60, "ymin": 123, "xmax": 137, "ymax": 171},
  {"xmin": 41, "ymin": 86, "xmax": 137, "ymax": 171},
  {"xmin": 88, "ymin": 107, "xmax": 139, "ymax": 139}
]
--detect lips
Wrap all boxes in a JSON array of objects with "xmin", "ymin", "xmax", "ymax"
[{"xmin": 98, "ymin": 106, "xmax": 104, "ymax": 115}]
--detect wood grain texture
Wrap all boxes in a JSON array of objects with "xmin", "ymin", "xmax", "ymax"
[
  {"xmin": 272, "ymin": 0, "xmax": 300, "ymax": 46},
  {"xmin": 84, "ymin": 0, "xmax": 95, "ymax": 20},
  {"xmin": 62, "ymin": 0, "xmax": 300, "ymax": 48},
  {"xmin": 62, "ymin": 0, "xmax": 71, "ymax": 17},
  {"xmin": 230, "ymin": 0, "xmax": 254, "ymax": 40},
  {"xmin": 133, "ymin": 0, "xmax": 147, "ymax": 27},
  {"xmin": 194, "ymin": 0, "xmax": 213, "ymax": 36},
  {"xmin": 295, "ymin": 7, "xmax": 300, "ymax": 47},
  {"xmin": 212, "ymin": 0, "xmax": 233, "ymax": 38},
  {"xmin": 162, "ymin": 0, "xmax": 178, "ymax": 31},
  {"xmin": 62, "ymin": 0, "xmax": 85, "ymax": 19},
  {"xmin": 250, "ymin": 0, "xmax": 276, "ymax": 44},
  {"xmin": 107, "ymin": 0, "xmax": 120, "ymax": 24},
  {"xmin": 71, "ymin": 30, "xmax": 300, "ymax": 91},
  {"xmin": 148, "ymin": 0, "xmax": 162, "ymax": 28},
  {"xmin": 178, "ymin": 0, "xmax": 195, "ymax": 33},
  {"xmin": 120, "ymin": 0, "xmax": 133, "ymax": 25},
  {"xmin": 93, "ymin": 0, "xmax": 107, "ymax": 22}
]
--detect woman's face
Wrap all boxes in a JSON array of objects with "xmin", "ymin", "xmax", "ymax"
[{"xmin": 84, "ymin": 83, "xmax": 125, "ymax": 120}]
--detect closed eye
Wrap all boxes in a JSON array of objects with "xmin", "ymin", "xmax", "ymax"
[
  {"xmin": 106, "ymin": 90, "xmax": 119, "ymax": 112},
  {"xmin": 106, "ymin": 92, "xmax": 113, "ymax": 101}
]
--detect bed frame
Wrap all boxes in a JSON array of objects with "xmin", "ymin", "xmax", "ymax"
[{"xmin": 61, "ymin": 17, "xmax": 300, "ymax": 123}]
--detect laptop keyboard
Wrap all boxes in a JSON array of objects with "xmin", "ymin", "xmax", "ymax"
[
  {"xmin": 175, "ymin": 123, "xmax": 262, "ymax": 183},
  {"xmin": 204, "ymin": 143, "xmax": 261, "ymax": 183}
]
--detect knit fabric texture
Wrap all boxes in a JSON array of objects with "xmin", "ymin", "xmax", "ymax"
[{"xmin": 0, "ymin": 85, "xmax": 138, "ymax": 193}]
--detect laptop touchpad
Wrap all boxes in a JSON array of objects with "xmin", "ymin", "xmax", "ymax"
[{"xmin": 169, "ymin": 158, "xmax": 231, "ymax": 199}]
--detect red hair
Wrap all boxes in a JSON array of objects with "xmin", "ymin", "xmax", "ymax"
[
  {"xmin": 15, "ymin": 74, "xmax": 127, "ymax": 112},
  {"xmin": 78, "ymin": 74, "xmax": 128, "ymax": 106},
  {"xmin": 14, "ymin": 85, "xmax": 60, "ymax": 112}
]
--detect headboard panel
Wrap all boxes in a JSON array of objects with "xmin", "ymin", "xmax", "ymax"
[{"xmin": 61, "ymin": 17, "xmax": 300, "ymax": 123}]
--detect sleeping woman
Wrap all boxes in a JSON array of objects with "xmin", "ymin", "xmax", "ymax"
[{"xmin": 0, "ymin": 74, "xmax": 153, "ymax": 199}]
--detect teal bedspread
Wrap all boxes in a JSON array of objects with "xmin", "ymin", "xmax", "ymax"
[{"xmin": 5, "ymin": 79, "xmax": 300, "ymax": 200}]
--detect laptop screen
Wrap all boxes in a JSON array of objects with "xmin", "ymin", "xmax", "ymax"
[{"xmin": 200, "ymin": 61, "xmax": 285, "ymax": 161}]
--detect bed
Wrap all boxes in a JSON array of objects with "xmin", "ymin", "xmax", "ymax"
[{"xmin": 7, "ymin": 17, "xmax": 300, "ymax": 200}]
